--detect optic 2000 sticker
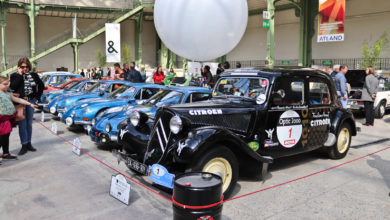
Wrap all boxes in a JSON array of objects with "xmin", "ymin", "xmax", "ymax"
[{"xmin": 276, "ymin": 110, "xmax": 302, "ymax": 148}]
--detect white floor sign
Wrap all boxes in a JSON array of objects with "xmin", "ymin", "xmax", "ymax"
[
  {"xmin": 72, "ymin": 138, "xmax": 82, "ymax": 156},
  {"xmin": 110, "ymin": 174, "xmax": 131, "ymax": 205},
  {"xmin": 51, "ymin": 122, "xmax": 57, "ymax": 134}
]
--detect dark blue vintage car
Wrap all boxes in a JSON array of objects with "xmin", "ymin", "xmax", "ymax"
[
  {"xmin": 62, "ymin": 83, "xmax": 165, "ymax": 129},
  {"xmin": 39, "ymin": 79, "xmax": 96, "ymax": 108},
  {"xmin": 90, "ymin": 86, "xmax": 212, "ymax": 147},
  {"xmin": 45, "ymin": 80, "xmax": 131, "ymax": 116}
]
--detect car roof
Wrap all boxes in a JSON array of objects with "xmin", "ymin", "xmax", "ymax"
[
  {"xmin": 41, "ymin": 72, "xmax": 77, "ymax": 76},
  {"xmin": 221, "ymin": 68, "xmax": 333, "ymax": 81},
  {"xmin": 131, "ymin": 83, "xmax": 166, "ymax": 89},
  {"xmin": 167, "ymin": 86, "xmax": 211, "ymax": 93}
]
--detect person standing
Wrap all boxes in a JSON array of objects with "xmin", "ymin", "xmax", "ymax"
[
  {"xmin": 153, "ymin": 67, "xmax": 165, "ymax": 84},
  {"xmin": 334, "ymin": 65, "xmax": 349, "ymax": 109},
  {"xmin": 127, "ymin": 62, "xmax": 143, "ymax": 83},
  {"xmin": 123, "ymin": 63, "xmax": 130, "ymax": 81},
  {"xmin": 0, "ymin": 76, "xmax": 39, "ymax": 160},
  {"xmin": 10, "ymin": 57, "xmax": 44, "ymax": 155},
  {"xmin": 331, "ymin": 64, "xmax": 340, "ymax": 78},
  {"xmin": 216, "ymin": 63, "xmax": 224, "ymax": 78},
  {"xmin": 139, "ymin": 66, "xmax": 147, "ymax": 82},
  {"xmin": 80, "ymin": 69, "xmax": 85, "ymax": 77},
  {"xmin": 202, "ymin": 65, "xmax": 214, "ymax": 88},
  {"xmin": 113, "ymin": 63, "xmax": 124, "ymax": 80},
  {"xmin": 362, "ymin": 66, "xmax": 379, "ymax": 126}
]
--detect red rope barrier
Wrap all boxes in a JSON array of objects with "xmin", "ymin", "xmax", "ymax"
[{"xmin": 35, "ymin": 119, "xmax": 390, "ymax": 209}]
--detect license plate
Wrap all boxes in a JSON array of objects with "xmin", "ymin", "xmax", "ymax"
[{"xmin": 125, "ymin": 157, "xmax": 149, "ymax": 176}]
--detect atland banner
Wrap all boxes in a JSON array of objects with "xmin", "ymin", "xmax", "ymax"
[{"xmin": 318, "ymin": 0, "xmax": 345, "ymax": 42}]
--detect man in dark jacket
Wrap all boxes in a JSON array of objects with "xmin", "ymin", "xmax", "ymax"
[
  {"xmin": 127, "ymin": 62, "xmax": 143, "ymax": 83},
  {"xmin": 10, "ymin": 57, "xmax": 44, "ymax": 155}
]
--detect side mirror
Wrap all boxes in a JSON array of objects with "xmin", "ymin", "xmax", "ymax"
[{"xmin": 99, "ymin": 91, "xmax": 105, "ymax": 96}]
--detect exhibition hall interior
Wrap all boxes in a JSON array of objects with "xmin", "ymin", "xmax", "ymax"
[{"xmin": 0, "ymin": 0, "xmax": 389, "ymax": 219}]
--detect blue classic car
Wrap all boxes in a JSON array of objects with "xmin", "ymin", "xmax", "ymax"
[
  {"xmin": 62, "ymin": 83, "xmax": 165, "ymax": 129},
  {"xmin": 46, "ymin": 80, "xmax": 131, "ymax": 116},
  {"xmin": 90, "ymin": 87, "xmax": 212, "ymax": 147},
  {"xmin": 39, "ymin": 80, "xmax": 96, "ymax": 108}
]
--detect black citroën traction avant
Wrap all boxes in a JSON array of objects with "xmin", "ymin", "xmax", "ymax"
[{"xmin": 117, "ymin": 68, "xmax": 357, "ymax": 197}]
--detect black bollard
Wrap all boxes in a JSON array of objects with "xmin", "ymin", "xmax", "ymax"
[{"xmin": 172, "ymin": 172, "xmax": 223, "ymax": 220}]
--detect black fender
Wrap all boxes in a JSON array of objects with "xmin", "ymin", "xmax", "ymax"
[
  {"xmin": 172, "ymin": 127, "xmax": 273, "ymax": 165},
  {"xmin": 331, "ymin": 109, "xmax": 357, "ymax": 136},
  {"xmin": 120, "ymin": 121, "xmax": 153, "ymax": 155}
]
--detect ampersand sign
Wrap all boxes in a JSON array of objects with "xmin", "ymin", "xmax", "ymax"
[{"xmin": 107, "ymin": 41, "xmax": 118, "ymax": 53}]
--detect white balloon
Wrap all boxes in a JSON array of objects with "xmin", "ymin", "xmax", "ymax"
[{"xmin": 154, "ymin": 0, "xmax": 248, "ymax": 61}]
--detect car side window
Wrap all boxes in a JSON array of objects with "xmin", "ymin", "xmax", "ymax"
[
  {"xmin": 309, "ymin": 79, "xmax": 331, "ymax": 105},
  {"xmin": 272, "ymin": 78, "xmax": 305, "ymax": 106},
  {"xmin": 186, "ymin": 93, "xmax": 211, "ymax": 103},
  {"xmin": 141, "ymin": 88, "xmax": 160, "ymax": 100}
]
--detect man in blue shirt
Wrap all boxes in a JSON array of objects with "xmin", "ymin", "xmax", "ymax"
[
  {"xmin": 331, "ymin": 64, "xmax": 340, "ymax": 78},
  {"xmin": 334, "ymin": 65, "xmax": 349, "ymax": 108}
]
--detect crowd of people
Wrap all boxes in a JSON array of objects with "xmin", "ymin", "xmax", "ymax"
[{"xmin": 325, "ymin": 64, "xmax": 379, "ymax": 126}]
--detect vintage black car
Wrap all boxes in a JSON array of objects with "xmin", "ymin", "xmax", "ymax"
[{"xmin": 118, "ymin": 68, "xmax": 358, "ymax": 197}]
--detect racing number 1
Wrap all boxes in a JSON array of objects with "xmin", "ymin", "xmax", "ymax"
[{"xmin": 289, "ymin": 128, "xmax": 292, "ymax": 138}]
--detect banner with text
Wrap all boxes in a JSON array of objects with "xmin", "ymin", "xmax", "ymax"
[
  {"xmin": 318, "ymin": 0, "xmax": 345, "ymax": 42},
  {"xmin": 105, "ymin": 23, "xmax": 121, "ymax": 62}
]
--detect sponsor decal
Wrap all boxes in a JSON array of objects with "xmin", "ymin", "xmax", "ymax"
[
  {"xmin": 261, "ymin": 79, "xmax": 268, "ymax": 87},
  {"xmin": 189, "ymin": 109, "xmax": 223, "ymax": 116},
  {"xmin": 248, "ymin": 141, "xmax": 259, "ymax": 151},
  {"xmin": 301, "ymin": 108, "xmax": 310, "ymax": 148},
  {"xmin": 271, "ymin": 105, "xmax": 308, "ymax": 111},
  {"xmin": 177, "ymin": 141, "xmax": 187, "ymax": 156},
  {"xmin": 197, "ymin": 216, "xmax": 214, "ymax": 220},
  {"xmin": 311, "ymin": 118, "xmax": 331, "ymax": 127},
  {"xmin": 256, "ymin": 94, "xmax": 267, "ymax": 105},
  {"xmin": 276, "ymin": 110, "xmax": 303, "ymax": 148},
  {"xmin": 264, "ymin": 128, "xmax": 279, "ymax": 147}
]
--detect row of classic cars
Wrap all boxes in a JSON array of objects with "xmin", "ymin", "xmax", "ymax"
[{"xmin": 40, "ymin": 68, "xmax": 358, "ymax": 197}]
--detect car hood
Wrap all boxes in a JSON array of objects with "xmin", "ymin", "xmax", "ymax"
[{"xmin": 171, "ymin": 97, "xmax": 257, "ymax": 109}]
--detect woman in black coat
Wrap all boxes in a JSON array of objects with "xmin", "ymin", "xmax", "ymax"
[{"xmin": 10, "ymin": 57, "xmax": 44, "ymax": 155}]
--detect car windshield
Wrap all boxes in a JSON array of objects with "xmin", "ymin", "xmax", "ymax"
[
  {"xmin": 86, "ymin": 82, "xmax": 108, "ymax": 93},
  {"xmin": 213, "ymin": 77, "xmax": 269, "ymax": 99},
  {"xmin": 107, "ymin": 85, "xmax": 133, "ymax": 99},
  {"xmin": 41, "ymin": 75, "xmax": 51, "ymax": 84},
  {"xmin": 144, "ymin": 90, "xmax": 185, "ymax": 106},
  {"xmin": 63, "ymin": 80, "xmax": 82, "ymax": 90}
]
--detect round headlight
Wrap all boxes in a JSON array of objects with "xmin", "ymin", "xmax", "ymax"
[
  {"xmin": 92, "ymin": 118, "xmax": 96, "ymax": 126},
  {"xmin": 65, "ymin": 117, "xmax": 73, "ymax": 126},
  {"xmin": 105, "ymin": 123, "xmax": 112, "ymax": 133},
  {"xmin": 71, "ymin": 111, "xmax": 76, "ymax": 117},
  {"xmin": 50, "ymin": 106, "xmax": 56, "ymax": 114},
  {"xmin": 169, "ymin": 116, "xmax": 182, "ymax": 134},
  {"xmin": 130, "ymin": 111, "xmax": 140, "ymax": 127}
]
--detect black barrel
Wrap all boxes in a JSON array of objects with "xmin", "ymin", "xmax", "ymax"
[{"xmin": 172, "ymin": 172, "xmax": 223, "ymax": 220}]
